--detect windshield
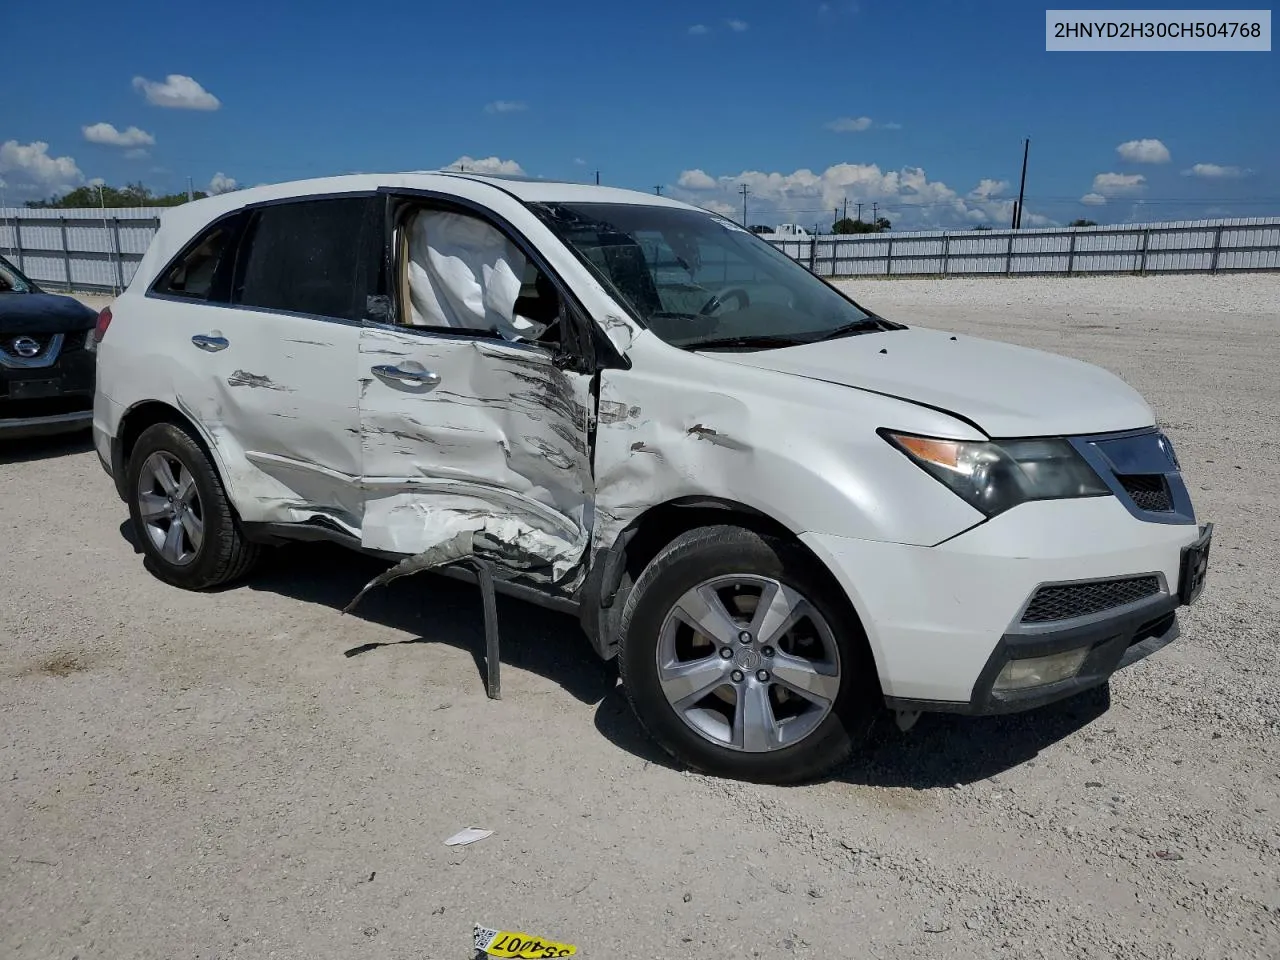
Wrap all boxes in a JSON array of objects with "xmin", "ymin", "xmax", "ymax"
[
  {"xmin": 531, "ymin": 202, "xmax": 894, "ymax": 349},
  {"xmin": 0, "ymin": 255, "xmax": 34, "ymax": 294}
]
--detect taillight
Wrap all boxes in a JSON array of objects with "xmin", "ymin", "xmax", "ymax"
[{"xmin": 94, "ymin": 306, "xmax": 113, "ymax": 343}]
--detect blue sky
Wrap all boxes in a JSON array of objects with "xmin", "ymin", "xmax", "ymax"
[{"xmin": 2, "ymin": 0, "xmax": 1275, "ymax": 228}]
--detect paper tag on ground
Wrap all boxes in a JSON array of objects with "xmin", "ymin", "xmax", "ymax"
[
  {"xmin": 444, "ymin": 827, "xmax": 493, "ymax": 846},
  {"xmin": 474, "ymin": 923, "xmax": 576, "ymax": 958}
]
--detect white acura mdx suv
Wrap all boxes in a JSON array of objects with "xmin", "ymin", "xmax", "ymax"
[{"xmin": 91, "ymin": 172, "xmax": 1211, "ymax": 783}]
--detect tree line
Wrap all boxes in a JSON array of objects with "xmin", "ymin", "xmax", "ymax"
[{"xmin": 24, "ymin": 182, "xmax": 208, "ymax": 209}]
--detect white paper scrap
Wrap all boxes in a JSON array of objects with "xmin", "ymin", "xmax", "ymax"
[{"xmin": 444, "ymin": 827, "xmax": 494, "ymax": 846}]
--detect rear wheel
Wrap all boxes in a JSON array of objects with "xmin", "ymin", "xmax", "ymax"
[
  {"xmin": 618, "ymin": 525, "xmax": 880, "ymax": 784},
  {"xmin": 126, "ymin": 422, "xmax": 261, "ymax": 589}
]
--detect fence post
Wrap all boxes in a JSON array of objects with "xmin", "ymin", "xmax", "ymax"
[
  {"xmin": 1209, "ymin": 225, "xmax": 1224, "ymax": 274},
  {"xmin": 58, "ymin": 217, "xmax": 72, "ymax": 291},
  {"xmin": 941, "ymin": 232, "xmax": 950, "ymax": 276},
  {"xmin": 1005, "ymin": 233, "xmax": 1014, "ymax": 275},
  {"xmin": 808, "ymin": 236, "xmax": 817, "ymax": 273},
  {"xmin": 111, "ymin": 218, "xmax": 126, "ymax": 292},
  {"xmin": 1138, "ymin": 228, "xmax": 1150, "ymax": 275},
  {"xmin": 885, "ymin": 236, "xmax": 893, "ymax": 277},
  {"xmin": 1066, "ymin": 230, "xmax": 1077, "ymax": 276}
]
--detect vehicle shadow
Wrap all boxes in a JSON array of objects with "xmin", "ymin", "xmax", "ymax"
[
  {"xmin": 241, "ymin": 542, "xmax": 616, "ymax": 706},
  {"xmin": 590, "ymin": 683, "xmax": 1113, "ymax": 788},
  {"xmin": 117, "ymin": 530, "xmax": 1110, "ymax": 785},
  {"xmin": 0, "ymin": 430, "xmax": 93, "ymax": 464}
]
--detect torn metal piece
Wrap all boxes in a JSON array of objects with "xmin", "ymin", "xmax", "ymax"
[
  {"xmin": 343, "ymin": 530, "xmax": 474, "ymax": 614},
  {"xmin": 474, "ymin": 560, "xmax": 501, "ymax": 700}
]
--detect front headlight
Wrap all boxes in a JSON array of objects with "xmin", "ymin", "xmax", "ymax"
[{"xmin": 882, "ymin": 431, "xmax": 1109, "ymax": 517}]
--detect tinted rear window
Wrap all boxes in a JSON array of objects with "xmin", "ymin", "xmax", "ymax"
[{"xmin": 233, "ymin": 198, "xmax": 369, "ymax": 320}]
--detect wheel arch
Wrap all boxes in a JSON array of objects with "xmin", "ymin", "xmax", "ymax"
[
  {"xmin": 113, "ymin": 400, "xmax": 224, "ymax": 502},
  {"xmin": 579, "ymin": 496, "xmax": 876, "ymax": 679}
]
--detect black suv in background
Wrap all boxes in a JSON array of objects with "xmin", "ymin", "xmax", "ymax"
[{"xmin": 0, "ymin": 254, "xmax": 99, "ymax": 439}]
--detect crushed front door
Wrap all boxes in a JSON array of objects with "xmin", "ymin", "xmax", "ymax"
[{"xmin": 357, "ymin": 326, "xmax": 595, "ymax": 588}]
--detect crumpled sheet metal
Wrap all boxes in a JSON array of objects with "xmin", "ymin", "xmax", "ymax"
[{"xmin": 344, "ymin": 503, "xmax": 590, "ymax": 613}]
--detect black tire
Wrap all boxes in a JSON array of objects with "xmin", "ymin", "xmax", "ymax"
[
  {"xmin": 125, "ymin": 421, "xmax": 262, "ymax": 590},
  {"xmin": 617, "ymin": 525, "xmax": 880, "ymax": 784}
]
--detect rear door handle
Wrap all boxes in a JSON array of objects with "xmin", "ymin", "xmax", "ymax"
[
  {"xmin": 372, "ymin": 363, "xmax": 441, "ymax": 387},
  {"xmin": 192, "ymin": 334, "xmax": 229, "ymax": 352}
]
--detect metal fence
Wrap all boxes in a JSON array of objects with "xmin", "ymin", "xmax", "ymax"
[
  {"xmin": 4, "ymin": 208, "xmax": 1279, "ymax": 294},
  {"xmin": 0, "ymin": 207, "xmax": 166, "ymax": 294},
  {"xmin": 766, "ymin": 217, "xmax": 1280, "ymax": 278}
]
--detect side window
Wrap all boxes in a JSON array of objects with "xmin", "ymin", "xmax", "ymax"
[
  {"xmin": 400, "ymin": 208, "xmax": 561, "ymax": 344},
  {"xmin": 233, "ymin": 197, "xmax": 369, "ymax": 320},
  {"xmin": 154, "ymin": 220, "xmax": 236, "ymax": 301}
]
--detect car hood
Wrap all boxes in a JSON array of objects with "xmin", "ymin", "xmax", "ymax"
[
  {"xmin": 0, "ymin": 292, "xmax": 99, "ymax": 333},
  {"xmin": 709, "ymin": 326, "xmax": 1154, "ymax": 438}
]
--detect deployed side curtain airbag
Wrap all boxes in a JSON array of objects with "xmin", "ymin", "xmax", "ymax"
[{"xmin": 406, "ymin": 210, "xmax": 547, "ymax": 340}]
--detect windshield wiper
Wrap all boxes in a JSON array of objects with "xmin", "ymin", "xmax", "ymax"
[
  {"xmin": 813, "ymin": 317, "xmax": 885, "ymax": 341},
  {"xmin": 681, "ymin": 334, "xmax": 811, "ymax": 351}
]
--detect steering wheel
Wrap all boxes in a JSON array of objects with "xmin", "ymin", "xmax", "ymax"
[{"xmin": 697, "ymin": 286, "xmax": 751, "ymax": 317}]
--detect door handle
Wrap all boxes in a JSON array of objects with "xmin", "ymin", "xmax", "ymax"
[
  {"xmin": 372, "ymin": 363, "xmax": 441, "ymax": 386},
  {"xmin": 191, "ymin": 334, "xmax": 229, "ymax": 352}
]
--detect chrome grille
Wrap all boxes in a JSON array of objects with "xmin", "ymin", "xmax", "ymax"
[{"xmin": 0, "ymin": 332, "xmax": 64, "ymax": 369}]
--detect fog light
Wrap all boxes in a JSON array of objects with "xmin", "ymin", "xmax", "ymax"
[{"xmin": 993, "ymin": 647, "xmax": 1090, "ymax": 691}]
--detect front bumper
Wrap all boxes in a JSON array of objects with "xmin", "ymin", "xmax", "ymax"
[
  {"xmin": 1, "ymin": 332, "xmax": 95, "ymax": 440},
  {"xmin": 0, "ymin": 408, "xmax": 93, "ymax": 439},
  {"xmin": 885, "ymin": 590, "xmax": 1181, "ymax": 715},
  {"xmin": 802, "ymin": 496, "xmax": 1207, "ymax": 710}
]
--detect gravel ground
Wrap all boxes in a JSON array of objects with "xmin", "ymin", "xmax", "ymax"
[{"xmin": 3, "ymin": 275, "xmax": 1278, "ymax": 959}]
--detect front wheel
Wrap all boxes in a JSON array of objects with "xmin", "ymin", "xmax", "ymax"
[{"xmin": 617, "ymin": 525, "xmax": 880, "ymax": 784}]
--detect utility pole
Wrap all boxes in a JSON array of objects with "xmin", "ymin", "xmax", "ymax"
[
  {"xmin": 872, "ymin": 202, "xmax": 878, "ymax": 227},
  {"xmin": 856, "ymin": 201, "xmax": 863, "ymax": 222},
  {"xmin": 833, "ymin": 207, "xmax": 839, "ymax": 230},
  {"xmin": 842, "ymin": 197, "xmax": 849, "ymax": 222},
  {"xmin": 186, "ymin": 176, "xmax": 194, "ymax": 202},
  {"xmin": 595, "ymin": 170, "xmax": 600, "ymax": 185},
  {"xmin": 654, "ymin": 185, "xmax": 663, "ymax": 195},
  {"xmin": 1014, "ymin": 137, "xmax": 1030, "ymax": 229},
  {"xmin": 739, "ymin": 183, "xmax": 750, "ymax": 226}
]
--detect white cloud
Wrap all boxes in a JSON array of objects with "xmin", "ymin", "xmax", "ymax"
[
  {"xmin": 669, "ymin": 161, "xmax": 1055, "ymax": 231},
  {"xmin": 447, "ymin": 155, "xmax": 525, "ymax": 175},
  {"xmin": 208, "ymin": 172, "xmax": 238, "ymax": 195},
  {"xmin": 0, "ymin": 140, "xmax": 84, "ymax": 194},
  {"xmin": 825, "ymin": 116, "xmax": 873, "ymax": 133},
  {"xmin": 484, "ymin": 100, "xmax": 527, "ymax": 114},
  {"xmin": 688, "ymin": 23, "xmax": 709, "ymax": 34},
  {"xmin": 132, "ymin": 74, "xmax": 220, "ymax": 110},
  {"xmin": 1091, "ymin": 172, "xmax": 1145, "ymax": 196},
  {"xmin": 727, "ymin": 18, "xmax": 749, "ymax": 31},
  {"xmin": 1080, "ymin": 193, "xmax": 1108, "ymax": 206},
  {"xmin": 88, "ymin": 177, "xmax": 106, "ymax": 188},
  {"xmin": 1116, "ymin": 138, "xmax": 1170, "ymax": 164},
  {"xmin": 82, "ymin": 122, "xmax": 156, "ymax": 148},
  {"xmin": 1183, "ymin": 162, "xmax": 1251, "ymax": 179},
  {"xmin": 573, "ymin": 157, "xmax": 586, "ymax": 165},
  {"xmin": 677, "ymin": 169, "xmax": 717, "ymax": 190},
  {"xmin": 881, "ymin": 121, "xmax": 903, "ymax": 130},
  {"xmin": 969, "ymin": 178, "xmax": 1009, "ymax": 201},
  {"xmin": 124, "ymin": 148, "xmax": 149, "ymax": 159}
]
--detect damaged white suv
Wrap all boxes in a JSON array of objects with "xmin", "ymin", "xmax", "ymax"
[{"xmin": 93, "ymin": 172, "xmax": 1211, "ymax": 783}]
